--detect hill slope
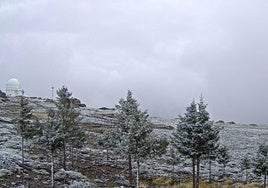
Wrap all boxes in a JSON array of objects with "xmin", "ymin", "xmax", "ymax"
[{"xmin": 0, "ymin": 96, "xmax": 268, "ymax": 187}]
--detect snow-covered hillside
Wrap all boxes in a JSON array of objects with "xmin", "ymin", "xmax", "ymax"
[{"xmin": 0, "ymin": 96, "xmax": 268, "ymax": 187}]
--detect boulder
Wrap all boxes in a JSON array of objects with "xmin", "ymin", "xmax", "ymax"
[
  {"xmin": 0, "ymin": 90, "xmax": 8, "ymax": 102},
  {"xmin": 68, "ymin": 180, "xmax": 96, "ymax": 188},
  {"xmin": 54, "ymin": 169, "xmax": 96, "ymax": 187},
  {"xmin": 71, "ymin": 98, "xmax": 86, "ymax": 108},
  {"xmin": 0, "ymin": 169, "xmax": 12, "ymax": 177},
  {"xmin": 54, "ymin": 169, "xmax": 88, "ymax": 181}
]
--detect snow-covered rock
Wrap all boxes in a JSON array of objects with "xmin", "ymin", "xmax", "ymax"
[
  {"xmin": 80, "ymin": 108, "xmax": 115, "ymax": 126},
  {"xmin": 54, "ymin": 169, "xmax": 88, "ymax": 181},
  {"xmin": 0, "ymin": 169, "xmax": 12, "ymax": 177},
  {"xmin": 54, "ymin": 169, "xmax": 96, "ymax": 188},
  {"xmin": 67, "ymin": 180, "xmax": 96, "ymax": 188}
]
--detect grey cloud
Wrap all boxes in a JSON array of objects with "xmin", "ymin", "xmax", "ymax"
[{"xmin": 1, "ymin": 0, "xmax": 268, "ymax": 124}]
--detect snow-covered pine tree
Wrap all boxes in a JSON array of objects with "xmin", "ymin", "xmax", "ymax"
[
  {"xmin": 254, "ymin": 143, "xmax": 268, "ymax": 188},
  {"xmin": 115, "ymin": 90, "xmax": 168, "ymax": 187},
  {"xmin": 55, "ymin": 86, "xmax": 83, "ymax": 170},
  {"xmin": 196, "ymin": 96, "xmax": 219, "ymax": 186},
  {"xmin": 17, "ymin": 94, "xmax": 33, "ymax": 166},
  {"xmin": 70, "ymin": 129, "xmax": 85, "ymax": 170},
  {"xmin": 171, "ymin": 96, "xmax": 219, "ymax": 188},
  {"xmin": 166, "ymin": 148, "xmax": 182, "ymax": 181},
  {"xmin": 43, "ymin": 109, "xmax": 63, "ymax": 188},
  {"xmin": 206, "ymin": 148, "xmax": 218, "ymax": 183},
  {"xmin": 216, "ymin": 145, "xmax": 230, "ymax": 177},
  {"xmin": 67, "ymin": 108, "xmax": 85, "ymax": 170},
  {"xmin": 197, "ymin": 95, "xmax": 209, "ymax": 123},
  {"xmin": 240, "ymin": 155, "xmax": 251, "ymax": 184},
  {"xmin": 129, "ymin": 116, "xmax": 168, "ymax": 188},
  {"xmin": 55, "ymin": 86, "xmax": 72, "ymax": 170},
  {"xmin": 98, "ymin": 129, "xmax": 119, "ymax": 160},
  {"xmin": 114, "ymin": 90, "xmax": 137, "ymax": 185},
  {"xmin": 17, "ymin": 93, "xmax": 33, "ymax": 185}
]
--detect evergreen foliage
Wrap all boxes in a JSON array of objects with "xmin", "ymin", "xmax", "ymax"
[
  {"xmin": 166, "ymin": 148, "xmax": 182, "ymax": 181},
  {"xmin": 55, "ymin": 86, "xmax": 84, "ymax": 170},
  {"xmin": 17, "ymin": 94, "xmax": 33, "ymax": 185},
  {"xmin": 114, "ymin": 90, "xmax": 168, "ymax": 187},
  {"xmin": 240, "ymin": 155, "xmax": 251, "ymax": 184},
  {"xmin": 18, "ymin": 95, "xmax": 33, "ymax": 140},
  {"xmin": 254, "ymin": 143, "xmax": 268, "ymax": 188},
  {"xmin": 98, "ymin": 129, "xmax": 119, "ymax": 160},
  {"xmin": 171, "ymin": 96, "xmax": 219, "ymax": 188},
  {"xmin": 42, "ymin": 109, "xmax": 63, "ymax": 188},
  {"xmin": 206, "ymin": 148, "xmax": 218, "ymax": 183},
  {"xmin": 216, "ymin": 145, "xmax": 230, "ymax": 177},
  {"xmin": 17, "ymin": 95, "xmax": 33, "ymax": 165}
]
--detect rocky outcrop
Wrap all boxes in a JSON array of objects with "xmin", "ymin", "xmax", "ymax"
[
  {"xmin": 71, "ymin": 98, "xmax": 86, "ymax": 107},
  {"xmin": 54, "ymin": 169, "xmax": 96, "ymax": 187},
  {"xmin": 0, "ymin": 90, "xmax": 8, "ymax": 102}
]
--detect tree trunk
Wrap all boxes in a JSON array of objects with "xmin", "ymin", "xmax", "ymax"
[
  {"xmin": 63, "ymin": 140, "xmax": 66, "ymax": 170},
  {"xmin": 128, "ymin": 155, "xmax": 133, "ymax": 186},
  {"xmin": 75, "ymin": 148, "xmax": 80, "ymax": 171},
  {"xmin": 22, "ymin": 137, "xmax": 24, "ymax": 166},
  {"xmin": 21, "ymin": 136, "xmax": 25, "ymax": 185},
  {"xmin": 51, "ymin": 151, "xmax": 54, "ymax": 188},
  {"xmin": 245, "ymin": 168, "xmax": 248, "ymax": 184},
  {"xmin": 192, "ymin": 158, "xmax": 196, "ymax": 188},
  {"xmin": 196, "ymin": 157, "xmax": 200, "ymax": 188},
  {"xmin": 208, "ymin": 159, "xmax": 212, "ymax": 183},
  {"xmin": 136, "ymin": 159, "xmax": 140, "ymax": 188},
  {"xmin": 71, "ymin": 142, "xmax": 74, "ymax": 170},
  {"xmin": 172, "ymin": 162, "xmax": 175, "ymax": 181},
  {"xmin": 264, "ymin": 174, "xmax": 266, "ymax": 188},
  {"xmin": 223, "ymin": 165, "xmax": 226, "ymax": 177}
]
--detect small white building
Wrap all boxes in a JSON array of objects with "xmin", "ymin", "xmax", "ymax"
[{"xmin": 6, "ymin": 78, "xmax": 23, "ymax": 97}]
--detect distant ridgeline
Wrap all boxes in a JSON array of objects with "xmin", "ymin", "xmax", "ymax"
[{"xmin": 0, "ymin": 77, "xmax": 87, "ymax": 107}]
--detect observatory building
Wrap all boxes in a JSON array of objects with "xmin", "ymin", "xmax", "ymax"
[{"xmin": 6, "ymin": 78, "xmax": 23, "ymax": 97}]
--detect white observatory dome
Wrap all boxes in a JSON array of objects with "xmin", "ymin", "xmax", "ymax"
[{"xmin": 6, "ymin": 78, "xmax": 23, "ymax": 97}]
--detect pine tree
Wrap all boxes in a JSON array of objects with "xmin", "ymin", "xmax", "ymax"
[
  {"xmin": 55, "ymin": 86, "xmax": 83, "ymax": 170},
  {"xmin": 43, "ymin": 109, "xmax": 63, "ymax": 188},
  {"xmin": 56, "ymin": 86, "xmax": 72, "ymax": 170},
  {"xmin": 240, "ymin": 155, "xmax": 251, "ymax": 184},
  {"xmin": 18, "ymin": 95, "xmax": 33, "ymax": 165},
  {"xmin": 17, "ymin": 94, "xmax": 33, "ymax": 185},
  {"xmin": 114, "ymin": 90, "xmax": 168, "ymax": 187},
  {"xmin": 171, "ymin": 96, "xmax": 219, "ymax": 188},
  {"xmin": 114, "ymin": 90, "xmax": 138, "ymax": 185},
  {"xmin": 98, "ymin": 129, "xmax": 119, "ymax": 160},
  {"xmin": 67, "ymin": 109, "xmax": 85, "ymax": 170},
  {"xmin": 166, "ymin": 148, "xmax": 182, "ymax": 181},
  {"xmin": 70, "ymin": 130, "xmax": 85, "ymax": 170},
  {"xmin": 206, "ymin": 149, "xmax": 218, "ymax": 183},
  {"xmin": 217, "ymin": 145, "xmax": 230, "ymax": 177},
  {"xmin": 254, "ymin": 143, "xmax": 268, "ymax": 188}
]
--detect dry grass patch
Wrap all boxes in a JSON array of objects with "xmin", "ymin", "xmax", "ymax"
[
  {"xmin": 139, "ymin": 180, "xmax": 262, "ymax": 188},
  {"xmin": 32, "ymin": 112, "xmax": 48, "ymax": 119},
  {"xmin": 140, "ymin": 178, "xmax": 192, "ymax": 188}
]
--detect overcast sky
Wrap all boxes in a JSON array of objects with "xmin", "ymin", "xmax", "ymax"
[{"xmin": 1, "ymin": 0, "xmax": 268, "ymax": 124}]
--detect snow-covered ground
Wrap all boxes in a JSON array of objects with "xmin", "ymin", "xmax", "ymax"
[
  {"xmin": 1, "ymin": 96, "xmax": 268, "ymax": 185},
  {"xmin": 148, "ymin": 117, "xmax": 268, "ymax": 182}
]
